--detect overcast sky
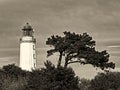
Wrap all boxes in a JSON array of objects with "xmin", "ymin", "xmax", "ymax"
[{"xmin": 0, "ymin": 0, "xmax": 120, "ymax": 79}]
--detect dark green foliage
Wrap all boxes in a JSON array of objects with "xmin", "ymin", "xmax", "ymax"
[
  {"xmin": 0, "ymin": 64, "xmax": 29, "ymax": 90},
  {"xmin": 3, "ymin": 64, "xmax": 29, "ymax": 78},
  {"xmin": 0, "ymin": 69, "xmax": 5, "ymax": 90},
  {"xmin": 46, "ymin": 31, "xmax": 115, "ymax": 70},
  {"xmin": 0, "ymin": 64, "xmax": 120, "ymax": 90},
  {"xmin": 89, "ymin": 72, "xmax": 120, "ymax": 90},
  {"xmin": 1, "ymin": 76, "xmax": 27, "ymax": 90},
  {"xmin": 26, "ymin": 60, "xmax": 80, "ymax": 90},
  {"xmin": 0, "ymin": 63, "xmax": 79, "ymax": 90},
  {"xmin": 79, "ymin": 78, "xmax": 90, "ymax": 90}
]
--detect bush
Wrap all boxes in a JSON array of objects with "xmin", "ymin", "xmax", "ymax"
[
  {"xmin": 89, "ymin": 72, "xmax": 120, "ymax": 90},
  {"xmin": 0, "ymin": 64, "xmax": 29, "ymax": 90},
  {"xmin": 26, "ymin": 61, "xmax": 80, "ymax": 90}
]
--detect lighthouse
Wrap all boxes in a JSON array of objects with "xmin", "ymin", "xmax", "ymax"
[{"xmin": 20, "ymin": 23, "xmax": 36, "ymax": 71}]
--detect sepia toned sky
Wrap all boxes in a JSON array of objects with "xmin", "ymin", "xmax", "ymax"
[{"xmin": 0, "ymin": 0, "xmax": 120, "ymax": 79}]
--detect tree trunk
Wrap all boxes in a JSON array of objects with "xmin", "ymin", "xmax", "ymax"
[
  {"xmin": 64, "ymin": 59, "xmax": 68, "ymax": 68},
  {"xmin": 57, "ymin": 52, "xmax": 62, "ymax": 68},
  {"xmin": 64, "ymin": 53, "xmax": 71, "ymax": 68}
]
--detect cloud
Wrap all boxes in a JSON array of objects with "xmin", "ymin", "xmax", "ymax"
[
  {"xmin": 0, "ymin": 56, "xmax": 19, "ymax": 67},
  {"xmin": 108, "ymin": 45, "xmax": 120, "ymax": 48}
]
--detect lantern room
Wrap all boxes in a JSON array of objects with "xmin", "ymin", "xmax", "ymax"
[{"xmin": 22, "ymin": 23, "xmax": 34, "ymax": 36}]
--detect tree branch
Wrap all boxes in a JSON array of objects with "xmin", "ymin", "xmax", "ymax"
[{"xmin": 68, "ymin": 60, "xmax": 86, "ymax": 65}]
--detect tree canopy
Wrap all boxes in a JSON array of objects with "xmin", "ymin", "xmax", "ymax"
[{"xmin": 46, "ymin": 31, "xmax": 115, "ymax": 70}]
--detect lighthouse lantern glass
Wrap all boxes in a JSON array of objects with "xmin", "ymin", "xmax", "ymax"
[{"xmin": 22, "ymin": 23, "xmax": 33, "ymax": 36}]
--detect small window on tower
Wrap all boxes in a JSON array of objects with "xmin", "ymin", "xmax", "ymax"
[
  {"xmin": 33, "ymin": 45, "xmax": 35, "ymax": 50},
  {"xmin": 33, "ymin": 54, "xmax": 36, "ymax": 59},
  {"xmin": 34, "ymin": 63, "xmax": 36, "ymax": 68}
]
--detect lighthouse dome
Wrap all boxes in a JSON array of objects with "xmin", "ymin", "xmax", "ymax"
[{"xmin": 22, "ymin": 23, "xmax": 33, "ymax": 31}]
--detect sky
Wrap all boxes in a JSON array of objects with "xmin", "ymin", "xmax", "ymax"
[{"xmin": 0, "ymin": 0, "xmax": 120, "ymax": 79}]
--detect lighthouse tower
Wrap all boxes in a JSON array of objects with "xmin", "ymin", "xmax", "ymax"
[{"xmin": 20, "ymin": 23, "xmax": 36, "ymax": 71}]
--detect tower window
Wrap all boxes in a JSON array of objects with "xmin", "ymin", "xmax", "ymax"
[
  {"xmin": 23, "ymin": 30, "xmax": 33, "ymax": 36},
  {"xmin": 33, "ymin": 45, "xmax": 35, "ymax": 50},
  {"xmin": 34, "ymin": 63, "xmax": 36, "ymax": 68},
  {"xmin": 33, "ymin": 54, "xmax": 36, "ymax": 59}
]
